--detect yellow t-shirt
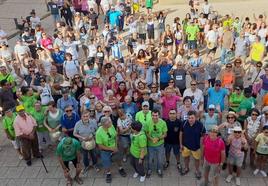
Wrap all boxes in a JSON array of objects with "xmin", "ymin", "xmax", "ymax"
[{"xmin": 251, "ymin": 42, "xmax": 265, "ymax": 62}]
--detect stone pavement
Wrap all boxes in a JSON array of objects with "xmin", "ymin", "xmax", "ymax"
[{"xmin": 1, "ymin": 0, "xmax": 268, "ymax": 186}]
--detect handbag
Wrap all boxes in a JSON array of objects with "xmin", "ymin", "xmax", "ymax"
[{"xmin": 81, "ymin": 139, "xmax": 96, "ymax": 151}]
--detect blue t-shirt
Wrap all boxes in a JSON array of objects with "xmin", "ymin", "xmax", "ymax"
[
  {"xmin": 207, "ymin": 87, "xmax": 228, "ymax": 111},
  {"xmin": 122, "ymin": 102, "xmax": 138, "ymax": 118},
  {"xmin": 181, "ymin": 121, "xmax": 206, "ymax": 151},
  {"xmin": 160, "ymin": 64, "xmax": 172, "ymax": 83},
  {"xmin": 60, "ymin": 112, "xmax": 80, "ymax": 130},
  {"xmin": 108, "ymin": 11, "xmax": 122, "ymax": 26}
]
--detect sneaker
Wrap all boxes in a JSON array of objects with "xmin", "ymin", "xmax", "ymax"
[
  {"xmin": 157, "ymin": 169, "xmax": 163, "ymax": 178},
  {"xmin": 253, "ymin": 169, "xmax": 259, "ymax": 175},
  {"xmin": 26, "ymin": 160, "xmax": 32, "ymax": 166},
  {"xmin": 222, "ymin": 163, "xmax": 227, "ymax": 170},
  {"xmin": 81, "ymin": 166, "xmax": 89, "ymax": 174},
  {"xmin": 133, "ymin": 172, "xmax": 139, "ymax": 178},
  {"xmin": 106, "ymin": 173, "xmax": 112, "ymax": 183},
  {"xmin": 260, "ymin": 170, "xmax": 267, "ymax": 177},
  {"xmin": 140, "ymin": 175, "xmax": 146, "ymax": 182},
  {"xmin": 164, "ymin": 161, "xmax": 169, "ymax": 169},
  {"xmin": 146, "ymin": 169, "xmax": 152, "ymax": 178},
  {"xmin": 118, "ymin": 168, "xmax": 127, "ymax": 177},
  {"xmin": 195, "ymin": 171, "xmax": 201, "ymax": 180},
  {"xmin": 177, "ymin": 162, "xmax": 182, "ymax": 171},
  {"xmin": 235, "ymin": 177, "xmax": 241, "ymax": 186},
  {"xmin": 225, "ymin": 174, "xmax": 233, "ymax": 183}
]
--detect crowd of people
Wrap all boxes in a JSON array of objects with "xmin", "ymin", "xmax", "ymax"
[{"xmin": 1, "ymin": 0, "xmax": 268, "ymax": 185}]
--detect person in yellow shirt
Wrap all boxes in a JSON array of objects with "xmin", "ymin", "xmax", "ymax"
[{"xmin": 250, "ymin": 36, "xmax": 265, "ymax": 63}]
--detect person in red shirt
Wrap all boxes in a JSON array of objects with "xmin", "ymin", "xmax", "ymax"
[{"xmin": 201, "ymin": 126, "xmax": 225, "ymax": 186}]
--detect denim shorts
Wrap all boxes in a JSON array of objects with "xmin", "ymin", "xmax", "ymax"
[
  {"xmin": 100, "ymin": 150, "xmax": 123, "ymax": 168},
  {"xmin": 165, "ymin": 143, "xmax": 180, "ymax": 155},
  {"xmin": 188, "ymin": 40, "xmax": 197, "ymax": 49},
  {"xmin": 119, "ymin": 135, "xmax": 130, "ymax": 149},
  {"xmin": 228, "ymin": 153, "xmax": 244, "ymax": 167}
]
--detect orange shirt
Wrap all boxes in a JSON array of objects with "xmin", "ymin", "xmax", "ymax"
[
  {"xmin": 14, "ymin": 114, "xmax": 37, "ymax": 136},
  {"xmin": 263, "ymin": 93, "xmax": 268, "ymax": 106},
  {"xmin": 222, "ymin": 71, "xmax": 234, "ymax": 87}
]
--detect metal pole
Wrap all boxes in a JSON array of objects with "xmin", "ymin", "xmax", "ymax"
[{"xmin": 40, "ymin": 156, "xmax": 48, "ymax": 173}]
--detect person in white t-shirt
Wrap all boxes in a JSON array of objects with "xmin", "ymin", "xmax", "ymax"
[
  {"xmin": 183, "ymin": 80, "xmax": 204, "ymax": 110},
  {"xmin": 205, "ymin": 24, "xmax": 219, "ymax": 56},
  {"xmin": 202, "ymin": 0, "xmax": 212, "ymax": 18},
  {"xmin": 29, "ymin": 11, "xmax": 41, "ymax": 31},
  {"xmin": 63, "ymin": 53, "xmax": 80, "ymax": 80},
  {"xmin": 14, "ymin": 40, "xmax": 31, "ymax": 62}
]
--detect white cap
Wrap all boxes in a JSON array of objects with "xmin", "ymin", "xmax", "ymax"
[
  {"xmin": 142, "ymin": 101, "xmax": 149, "ymax": 107},
  {"xmin": 208, "ymin": 104, "xmax": 215, "ymax": 109},
  {"xmin": 233, "ymin": 126, "xmax": 242, "ymax": 132}
]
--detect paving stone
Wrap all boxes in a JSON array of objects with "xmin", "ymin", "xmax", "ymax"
[
  {"xmin": 0, "ymin": 167, "xmax": 9, "ymax": 178},
  {"xmin": 41, "ymin": 178, "xmax": 59, "ymax": 186},
  {"xmin": 37, "ymin": 166, "xmax": 58, "ymax": 179},
  {"xmin": 4, "ymin": 167, "xmax": 24, "ymax": 179},
  {"xmin": 24, "ymin": 178, "xmax": 43, "ymax": 186},
  {"xmin": 0, "ymin": 179, "xmax": 10, "ymax": 186},
  {"xmin": 7, "ymin": 178, "xmax": 26, "ymax": 186},
  {"xmin": 162, "ymin": 177, "xmax": 179, "ymax": 186},
  {"xmin": 20, "ymin": 166, "xmax": 41, "ymax": 179}
]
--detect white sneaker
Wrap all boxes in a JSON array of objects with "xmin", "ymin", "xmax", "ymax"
[
  {"xmin": 235, "ymin": 177, "xmax": 241, "ymax": 186},
  {"xmin": 253, "ymin": 169, "xmax": 259, "ymax": 175},
  {"xmin": 260, "ymin": 170, "xmax": 267, "ymax": 177},
  {"xmin": 226, "ymin": 174, "xmax": 233, "ymax": 183},
  {"xmin": 133, "ymin": 172, "xmax": 139, "ymax": 178},
  {"xmin": 140, "ymin": 176, "xmax": 146, "ymax": 182},
  {"xmin": 18, "ymin": 154, "xmax": 23, "ymax": 160}
]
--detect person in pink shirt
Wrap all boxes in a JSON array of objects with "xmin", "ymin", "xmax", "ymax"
[
  {"xmin": 160, "ymin": 87, "xmax": 181, "ymax": 119},
  {"xmin": 13, "ymin": 105, "xmax": 41, "ymax": 166},
  {"xmin": 40, "ymin": 32, "xmax": 53, "ymax": 50},
  {"xmin": 90, "ymin": 77, "xmax": 104, "ymax": 101},
  {"xmin": 201, "ymin": 126, "xmax": 225, "ymax": 186}
]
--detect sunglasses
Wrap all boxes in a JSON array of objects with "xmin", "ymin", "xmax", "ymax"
[
  {"xmin": 169, "ymin": 112, "xmax": 176, "ymax": 114},
  {"xmin": 153, "ymin": 125, "xmax": 157, "ymax": 131},
  {"xmin": 89, "ymin": 110, "xmax": 95, "ymax": 112},
  {"xmin": 191, "ymin": 84, "xmax": 197, "ymax": 86},
  {"xmin": 104, "ymin": 110, "xmax": 110, "ymax": 113},
  {"xmin": 234, "ymin": 131, "xmax": 242, "ymax": 134},
  {"xmin": 209, "ymin": 109, "xmax": 215, "ymax": 111},
  {"xmin": 227, "ymin": 116, "xmax": 234, "ymax": 119},
  {"xmin": 257, "ymin": 66, "xmax": 262, "ymax": 68},
  {"xmin": 251, "ymin": 113, "xmax": 258, "ymax": 116},
  {"xmin": 107, "ymin": 132, "xmax": 111, "ymax": 138},
  {"xmin": 65, "ymin": 109, "xmax": 73, "ymax": 113},
  {"xmin": 74, "ymin": 76, "xmax": 80, "ymax": 79},
  {"xmin": 29, "ymin": 70, "xmax": 35, "ymax": 73},
  {"xmin": 89, "ymin": 97, "xmax": 95, "ymax": 99},
  {"xmin": 215, "ymin": 84, "xmax": 221, "ymax": 87},
  {"xmin": 169, "ymin": 81, "xmax": 174, "ymax": 83},
  {"xmin": 226, "ymin": 66, "xmax": 232, "ymax": 68}
]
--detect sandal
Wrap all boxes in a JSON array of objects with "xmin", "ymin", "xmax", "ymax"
[
  {"xmin": 180, "ymin": 168, "xmax": 189, "ymax": 176},
  {"xmin": 195, "ymin": 171, "xmax": 201, "ymax": 180},
  {"xmin": 74, "ymin": 176, "xmax": 83, "ymax": 185}
]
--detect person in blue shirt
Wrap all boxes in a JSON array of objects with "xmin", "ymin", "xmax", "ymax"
[
  {"xmin": 158, "ymin": 58, "xmax": 172, "ymax": 90},
  {"xmin": 57, "ymin": 88, "xmax": 79, "ymax": 114},
  {"xmin": 206, "ymin": 80, "xmax": 229, "ymax": 112},
  {"xmin": 51, "ymin": 45, "xmax": 65, "ymax": 74},
  {"xmin": 107, "ymin": 6, "xmax": 122, "ymax": 30},
  {"xmin": 121, "ymin": 95, "xmax": 139, "ymax": 118},
  {"xmin": 60, "ymin": 105, "xmax": 80, "ymax": 138}
]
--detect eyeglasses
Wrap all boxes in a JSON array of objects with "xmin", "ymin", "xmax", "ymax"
[
  {"xmin": 104, "ymin": 110, "xmax": 110, "ymax": 113},
  {"xmin": 251, "ymin": 113, "xmax": 258, "ymax": 116},
  {"xmin": 215, "ymin": 84, "xmax": 221, "ymax": 87},
  {"xmin": 65, "ymin": 109, "xmax": 73, "ymax": 113},
  {"xmin": 234, "ymin": 131, "xmax": 242, "ymax": 134},
  {"xmin": 227, "ymin": 116, "xmax": 234, "ymax": 119},
  {"xmin": 89, "ymin": 97, "xmax": 95, "ymax": 99}
]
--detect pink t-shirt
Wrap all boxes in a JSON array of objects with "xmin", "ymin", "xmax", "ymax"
[
  {"xmin": 91, "ymin": 86, "xmax": 104, "ymax": 101},
  {"xmin": 161, "ymin": 95, "xmax": 180, "ymax": 119},
  {"xmin": 203, "ymin": 135, "xmax": 225, "ymax": 164}
]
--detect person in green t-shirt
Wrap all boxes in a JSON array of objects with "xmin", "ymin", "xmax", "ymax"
[
  {"xmin": 185, "ymin": 21, "xmax": 199, "ymax": 54},
  {"xmin": 229, "ymin": 87, "xmax": 246, "ymax": 112},
  {"xmin": 96, "ymin": 116, "xmax": 127, "ymax": 183},
  {"xmin": 56, "ymin": 137, "xmax": 83, "ymax": 185},
  {"xmin": 144, "ymin": 109, "xmax": 167, "ymax": 177},
  {"xmin": 130, "ymin": 121, "xmax": 147, "ymax": 182},
  {"xmin": 2, "ymin": 109, "xmax": 23, "ymax": 159},
  {"xmin": 19, "ymin": 86, "xmax": 39, "ymax": 113},
  {"xmin": 0, "ymin": 66, "xmax": 16, "ymax": 92},
  {"xmin": 237, "ymin": 88, "xmax": 257, "ymax": 124},
  {"xmin": 30, "ymin": 101, "xmax": 50, "ymax": 151},
  {"xmin": 135, "ymin": 102, "xmax": 152, "ymax": 127}
]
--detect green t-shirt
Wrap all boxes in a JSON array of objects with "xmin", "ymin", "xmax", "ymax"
[
  {"xmin": 130, "ymin": 131, "xmax": 147, "ymax": 158},
  {"xmin": 21, "ymin": 94, "xmax": 38, "ymax": 113},
  {"xmin": 0, "ymin": 73, "xmax": 16, "ymax": 92},
  {"xmin": 3, "ymin": 113, "xmax": 17, "ymax": 139},
  {"xmin": 237, "ymin": 97, "xmax": 256, "ymax": 122},
  {"xmin": 229, "ymin": 93, "xmax": 246, "ymax": 112},
  {"xmin": 135, "ymin": 111, "xmax": 152, "ymax": 127},
  {"xmin": 96, "ymin": 125, "xmax": 117, "ymax": 148},
  {"xmin": 46, "ymin": 109, "xmax": 63, "ymax": 129},
  {"xmin": 144, "ymin": 119, "xmax": 167, "ymax": 147},
  {"xmin": 186, "ymin": 24, "xmax": 199, "ymax": 41},
  {"xmin": 255, "ymin": 133, "xmax": 268, "ymax": 155},
  {"xmin": 30, "ymin": 106, "xmax": 48, "ymax": 132},
  {"xmin": 56, "ymin": 137, "xmax": 81, "ymax": 161}
]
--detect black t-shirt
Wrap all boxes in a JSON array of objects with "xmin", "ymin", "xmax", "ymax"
[
  {"xmin": 173, "ymin": 69, "xmax": 187, "ymax": 89},
  {"xmin": 88, "ymin": 12, "xmax": 98, "ymax": 26},
  {"xmin": 165, "ymin": 119, "xmax": 182, "ymax": 144}
]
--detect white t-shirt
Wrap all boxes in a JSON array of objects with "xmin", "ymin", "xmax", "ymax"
[
  {"xmin": 117, "ymin": 113, "xmax": 132, "ymax": 135},
  {"xmin": 14, "ymin": 44, "xmax": 30, "ymax": 59},
  {"xmin": 38, "ymin": 84, "xmax": 54, "ymax": 105},
  {"xmin": 0, "ymin": 29, "xmax": 8, "ymax": 44},
  {"xmin": 202, "ymin": 4, "xmax": 212, "ymax": 14},
  {"xmin": 30, "ymin": 16, "xmax": 41, "ymax": 29},
  {"xmin": 183, "ymin": 88, "xmax": 204, "ymax": 107},
  {"xmin": 206, "ymin": 30, "xmax": 218, "ymax": 43},
  {"xmin": 87, "ymin": 44, "xmax": 97, "ymax": 58},
  {"xmin": 63, "ymin": 60, "xmax": 79, "ymax": 78}
]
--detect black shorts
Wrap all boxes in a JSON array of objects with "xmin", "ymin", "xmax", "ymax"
[
  {"xmin": 63, "ymin": 158, "xmax": 78, "ymax": 170},
  {"xmin": 139, "ymin": 33, "xmax": 146, "ymax": 40},
  {"xmin": 148, "ymin": 29, "xmax": 155, "ymax": 39},
  {"xmin": 204, "ymin": 14, "xmax": 209, "ymax": 19}
]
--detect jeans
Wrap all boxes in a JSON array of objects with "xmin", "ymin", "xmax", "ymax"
[
  {"xmin": 148, "ymin": 144, "xmax": 164, "ymax": 171},
  {"xmin": 81, "ymin": 148, "xmax": 97, "ymax": 167},
  {"xmin": 130, "ymin": 154, "xmax": 145, "ymax": 176},
  {"xmin": 220, "ymin": 47, "xmax": 232, "ymax": 65}
]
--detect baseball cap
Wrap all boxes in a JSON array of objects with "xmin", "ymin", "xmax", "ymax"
[
  {"xmin": 208, "ymin": 104, "xmax": 215, "ymax": 109},
  {"xmin": 16, "ymin": 105, "xmax": 25, "ymax": 112},
  {"xmin": 233, "ymin": 126, "xmax": 242, "ymax": 132},
  {"xmin": 215, "ymin": 80, "xmax": 221, "ymax": 85},
  {"xmin": 142, "ymin": 101, "xmax": 149, "ymax": 107},
  {"xmin": 262, "ymin": 106, "xmax": 268, "ymax": 113}
]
